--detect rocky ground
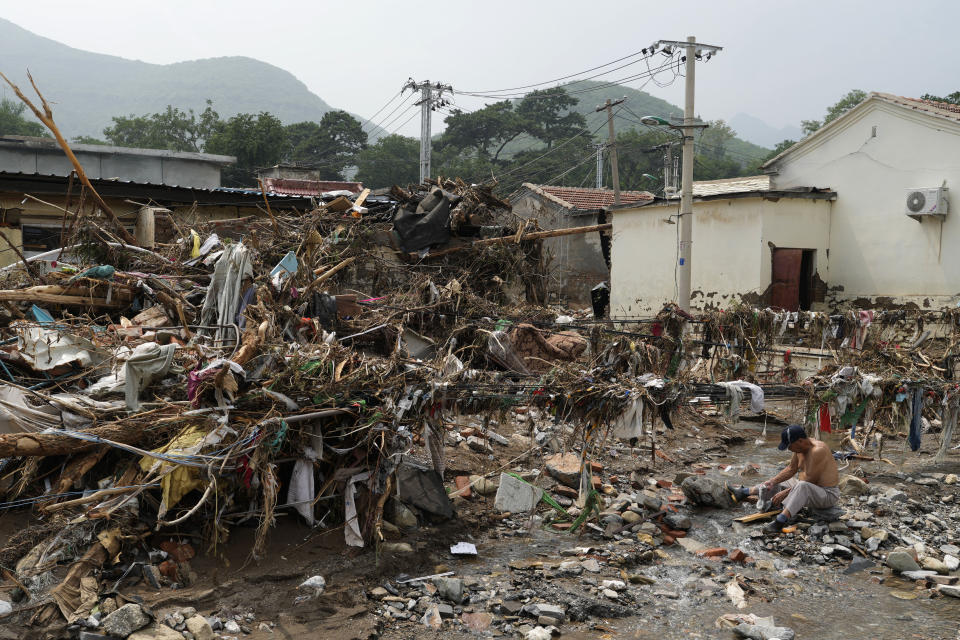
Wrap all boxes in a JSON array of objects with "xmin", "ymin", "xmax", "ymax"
[{"xmin": 2, "ymin": 405, "xmax": 959, "ymax": 640}]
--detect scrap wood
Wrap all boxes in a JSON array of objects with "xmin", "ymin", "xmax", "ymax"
[
  {"xmin": 0, "ymin": 420, "xmax": 151, "ymax": 457},
  {"xmin": 733, "ymin": 510, "xmax": 782, "ymax": 523}
]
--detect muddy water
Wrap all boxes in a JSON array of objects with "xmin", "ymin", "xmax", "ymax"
[{"xmin": 467, "ymin": 423, "xmax": 960, "ymax": 640}]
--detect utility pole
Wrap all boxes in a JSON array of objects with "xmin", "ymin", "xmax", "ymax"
[
  {"xmin": 595, "ymin": 98, "xmax": 625, "ymax": 204},
  {"xmin": 653, "ymin": 37, "xmax": 722, "ymax": 311},
  {"xmin": 592, "ymin": 143, "xmax": 605, "ymax": 189},
  {"xmin": 404, "ymin": 79, "xmax": 453, "ymax": 183}
]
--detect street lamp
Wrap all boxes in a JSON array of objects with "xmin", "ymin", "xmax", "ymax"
[{"xmin": 640, "ymin": 115, "xmax": 674, "ymax": 128}]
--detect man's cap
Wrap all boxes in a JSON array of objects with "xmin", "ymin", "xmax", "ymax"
[{"xmin": 778, "ymin": 424, "xmax": 807, "ymax": 450}]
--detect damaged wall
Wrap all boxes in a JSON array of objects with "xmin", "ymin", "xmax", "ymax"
[
  {"xmin": 511, "ymin": 192, "xmax": 608, "ymax": 306},
  {"xmin": 610, "ymin": 196, "xmax": 832, "ymax": 316},
  {"xmin": 768, "ymin": 98, "xmax": 960, "ymax": 309}
]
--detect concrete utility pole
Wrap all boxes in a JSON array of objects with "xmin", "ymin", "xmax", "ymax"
[
  {"xmin": 596, "ymin": 98, "xmax": 625, "ymax": 204},
  {"xmin": 593, "ymin": 143, "xmax": 605, "ymax": 189},
  {"xmin": 653, "ymin": 37, "xmax": 722, "ymax": 311},
  {"xmin": 404, "ymin": 79, "xmax": 453, "ymax": 183}
]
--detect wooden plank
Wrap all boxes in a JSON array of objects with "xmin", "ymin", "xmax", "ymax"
[
  {"xmin": 413, "ymin": 223, "xmax": 612, "ymax": 260},
  {"xmin": 0, "ymin": 291, "xmax": 125, "ymax": 308},
  {"xmin": 733, "ymin": 509, "xmax": 781, "ymax": 524}
]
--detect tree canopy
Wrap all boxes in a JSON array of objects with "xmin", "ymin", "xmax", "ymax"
[
  {"xmin": 355, "ymin": 134, "xmax": 420, "ymax": 189},
  {"xmin": 801, "ymin": 89, "xmax": 867, "ymax": 135},
  {"xmin": 206, "ymin": 112, "xmax": 286, "ymax": 186},
  {"xmin": 284, "ymin": 111, "xmax": 367, "ymax": 180},
  {"xmin": 921, "ymin": 91, "xmax": 960, "ymax": 105},
  {"xmin": 103, "ymin": 102, "xmax": 220, "ymax": 152},
  {"xmin": 0, "ymin": 98, "xmax": 48, "ymax": 138}
]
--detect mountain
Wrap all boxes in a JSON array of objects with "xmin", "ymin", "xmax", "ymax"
[
  {"xmin": 729, "ymin": 113, "xmax": 802, "ymax": 148},
  {"xmin": 0, "ymin": 18, "xmax": 337, "ymax": 138},
  {"xmin": 499, "ymin": 80, "xmax": 771, "ymax": 167}
]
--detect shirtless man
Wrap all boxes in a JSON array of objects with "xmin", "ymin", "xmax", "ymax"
[{"xmin": 732, "ymin": 424, "xmax": 840, "ymax": 534}]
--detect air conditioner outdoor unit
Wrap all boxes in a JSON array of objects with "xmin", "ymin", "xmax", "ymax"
[{"xmin": 905, "ymin": 187, "xmax": 949, "ymax": 221}]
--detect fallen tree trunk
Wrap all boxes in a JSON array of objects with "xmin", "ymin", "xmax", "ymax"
[
  {"xmin": 0, "ymin": 422, "xmax": 147, "ymax": 457},
  {"xmin": 411, "ymin": 223, "xmax": 612, "ymax": 260}
]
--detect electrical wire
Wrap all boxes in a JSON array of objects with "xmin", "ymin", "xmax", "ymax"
[
  {"xmin": 360, "ymin": 89, "xmax": 405, "ymax": 132},
  {"xmin": 366, "ymin": 91, "xmax": 417, "ymax": 139}
]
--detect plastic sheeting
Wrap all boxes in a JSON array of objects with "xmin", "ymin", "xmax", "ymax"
[{"xmin": 17, "ymin": 326, "xmax": 106, "ymax": 371}]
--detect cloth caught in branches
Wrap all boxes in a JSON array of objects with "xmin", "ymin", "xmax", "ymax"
[{"xmin": 198, "ymin": 242, "xmax": 252, "ymax": 346}]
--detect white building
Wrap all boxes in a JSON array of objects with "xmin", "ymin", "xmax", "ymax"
[{"xmin": 610, "ymin": 93, "xmax": 960, "ymax": 316}]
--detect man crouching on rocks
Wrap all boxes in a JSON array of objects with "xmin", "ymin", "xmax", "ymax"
[{"xmin": 733, "ymin": 425, "xmax": 840, "ymax": 534}]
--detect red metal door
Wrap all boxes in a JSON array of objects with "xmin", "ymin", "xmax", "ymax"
[{"xmin": 771, "ymin": 248, "xmax": 802, "ymax": 311}]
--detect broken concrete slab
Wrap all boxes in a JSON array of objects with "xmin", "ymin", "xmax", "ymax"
[
  {"xmin": 545, "ymin": 452, "xmax": 582, "ymax": 487},
  {"xmin": 494, "ymin": 473, "xmax": 543, "ymax": 512}
]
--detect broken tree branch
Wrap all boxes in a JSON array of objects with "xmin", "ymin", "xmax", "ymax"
[
  {"xmin": 0, "ymin": 70, "xmax": 138, "ymax": 245},
  {"xmin": 410, "ymin": 223, "xmax": 613, "ymax": 260}
]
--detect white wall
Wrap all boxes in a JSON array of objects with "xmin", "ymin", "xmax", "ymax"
[
  {"xmin": 771, "ymin": 100, "xmax": 960, "ymax": 307},
  {"xmin": 610, "ymin": 197, "xmax": 832, "ymax": 316}
]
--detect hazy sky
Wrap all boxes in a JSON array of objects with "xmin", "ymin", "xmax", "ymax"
[{"xmin": 3, "ymin": 0, "xmax": 959, "ymax": 137}]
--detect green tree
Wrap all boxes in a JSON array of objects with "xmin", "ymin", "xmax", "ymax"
[
  {"xmin": 0, "ymin": 98, "xmax": 48, "ymax": 137},
  {"xmin": 697, "ymin": 120, "xmax": 736, "ymax": 160},
  {"xmin": 284, "ymin": 111, "xmax": 367, "ymax": 179},
  {"xmin": 801, "ymin": 89, "xmax": 867, "ymax": 135},
  {"xmin": 72, "ymin": 135, "xmax": 109, "ymax": 145},
  {"xmin": 515, "ymin": 88, "xmax": 587, "ymax": 148},
  {"xmin": 103, "ymin": 101, "xmax": 220, "ymax": 152},
  {"xmin": 440, "ymin": 101, "xmax": 522, "ymax": 161},
  {"xmin": 355, "ymin": 134, "xmax": 419, "ymax": 188},
  {"xmin": 921, "ymin": 91, "xmax": 960, "ymax": 105},
  {"xmin": 206, "ymin": 111, "xmax": 286, "ymax": 186}
]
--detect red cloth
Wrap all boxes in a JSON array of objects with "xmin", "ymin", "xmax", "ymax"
[{"xmin": 818, "ymin": 403, "xmax": 832, "ymax": 433}]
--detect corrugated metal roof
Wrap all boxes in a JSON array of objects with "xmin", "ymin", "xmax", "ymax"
[{"xmin": 520, "ymin": 183, "xmax": 654, "ymax": 210}]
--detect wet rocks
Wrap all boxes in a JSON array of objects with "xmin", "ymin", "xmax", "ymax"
[
  {"xmin": 680, "ymin": 476, "xmax": 734, "ymax": 508},
  {"xmin": 733, "ymin": 622, "xmax": 796, "ymax": 640},
  {"xmin": 663, "ymin": 513, "xmax": 692, "ymax": 530},
  {"xmin": 886, "ymin": 551, "xmax": 921, "ymax": 572},
  {"xmin": 185, "ymin": 616, "xmax": 214, "ymax": 640},
  {"xmin": 128, "ymin": 625, "xmax": 184, "ymax": 640},
  {"xmin": 102, "ymin": 603, "xmax": 151, "ymax": 637}
]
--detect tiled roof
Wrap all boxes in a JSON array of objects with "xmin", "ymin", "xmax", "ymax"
[
  {"xmin": 690, "ymin": 175, "xmax": 771, "ymax": 197},
  {"xmin": 261, "ymin": 177, "xmax": 363, "ymax": 196},
  {"xmin": 521, "ymin": 183, "xmax": 654, "ymax": 210},
  {"xmin": 873, "ymin": 93, "xmax": 960, "ymax": 123}
]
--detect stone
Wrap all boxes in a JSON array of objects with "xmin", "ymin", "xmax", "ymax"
[
  {"xmin": 470, "ymin": 475, "xmax": 498, "ymax": 496},
  {"xmin": 664, "ymin": 513, "xmax": 692, "ymax": 530},
  {"xmin": 298, "ymin": 575, "xmax": 326, "ymax": 596},
  {"xmin": 939, "ymin": 585, "xmax": 960, "ymax": 598},
  {"xmin": 601, "ymin": 579, "xmax": 626, "ymax": 591},
  {"xmin": 901, "ymin": 570, "xmax": 938, "ymax": 581},
  {"xmin": 453, "ymin": 476, "xmax": 472, "ymax": 498},
  {"xmin": 944, "ymin": 474, "xmax": 958, "ymax": 485},
  {"xmin": 437, "ymin": 604, "xmax": 454, "ymax": 619},
  {"xmin": 461, "ymin": 612, "xmax": 492, "ymax": 631},
  {"xmin": 128, "ymin": 625, "xmax": 184, "ymax": 640},
  {"xmin": 545, "ymin": 452, "xmax": 582, "ymax": 487},
  {"xmin": 391, "ymin": 501, "xmax": 419, "ymax": 529},
  {"xmin": 102, "ymin": 603, "xmax": 152, "ymax": 638},
  {"xmin": 223, "ymin": 620, "xmax": 241, "ymax": 634},
  {"xmin": 676, "ymin": 537, "xmax": 708, "ymax": 554},
  {"xmin": 839, "ymin": 475, "xmax": 870, "ymax": 496},
  {"xmin": 432, "ymin": 577, "xmax": 464, "ymax": 604},
  {"xmin": 921, "ymin": 557, "xmax": 949, "ymax": 574},
  {"xmin": 680, "ymin": 476, "xmax": 734, "ymax": 508},
  {"xmin": 944, "ymin": 555, "xmax": 959, "ymax": 571},
  {"xmin": 733, "ymin": 622, "xmax": 795, "ymax": 640},
  {"xmin": 526, "ymin": 627, "xmax": 553, "ymax": 640},
  {"xmin": 421, "ymin": 604, "xmax": 442, "ymax": 629},
  {"xmin": 886, "ymin": 551, "xmax": 920, "ymax": 572},
  {"xmin": 382, "ymin": 542, "xmax": 414, "ymax": 553},
  {"xmin": 941, "ymin": 544, "xmax": 960, "ymax": 556},
  {"xmin": 524, "ymin": 603, "xmax": 564, "ymax": 621},
  {"xmin": 622, "ymin": 510, "xmax": 642, "ymax": 524},
  {"xmin": 467, "ymin": 436, "xmax": 492, "ymax": 453},
  {"xmin": 602, "ymin": 588, "xmax": 619, "ymax": 599},
  {"xmin": 580, "ymin": 558, "xmax": 601, "ymax": 573},
  {"xmin": 828, "ymin": 521, "xmax": 849, "ymax": 532},
  {"xmin": 494, "ymin": 473, "xmax": 543, "ymax": 513},
  {"xmin": 185, "ymin": 616, "xmax": 213, "ymax": 640},
  {"xmin": 882, "ymin": 488, "xmax": 908, "ymax": 502}
]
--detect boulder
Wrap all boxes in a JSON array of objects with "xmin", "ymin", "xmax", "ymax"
[
  {"xmin": 680, "ymin": 476, "xmax": 734, "ymax": 508},
  {"xmin": 885, "ymin": 551, "xmax": 920, "ymax": 572},
  {"xmin": 102, "ymin": 603, "xmax": 151, "ymax": 638},
  {"xmin": 185, "ymin": 616, "xmax": 214, "ymax": 640},
  {"xmin": 839, "ymin": 475, "xmax": 869, "ymax": 496},
  {"xmin": 545, "ymin": 453, "xmax": 582, "ymax": 488},
  {"xmin": 432, "ymin": 577, "xmax": 464, "ymax": 604},
  {"xmin": 664, "ymin": 513, "xmax": 692, "ymax": 530}
]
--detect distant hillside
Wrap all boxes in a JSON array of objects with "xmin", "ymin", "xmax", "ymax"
[
  {"xmin": 729, "ymin": 112, "xmax": 802, "ymax": 148},
  {"xmin": 498, "ymin": 80, "xmax": 770, "ymax": 167},
  {"xmin": 0, "ymin": 18, "xmax": 338, "ymax": 138}
]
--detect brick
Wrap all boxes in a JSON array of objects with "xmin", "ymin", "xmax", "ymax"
[
  {"xmin": 656, "ymin": 479, "xmax": 673, "ymax": 489},
  {"xmin": 454, "ymin": 476, "xmax": 472, "ymax": 498},
  {"xmin": 729, "ymin": 549, "xmax": 747, "ymax": 563},
  {"xmin": 697, "ymin": 547, "xmax": 728, "ymax": 558}
]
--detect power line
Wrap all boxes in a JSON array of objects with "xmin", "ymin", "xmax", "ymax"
[
  {"xmin": 360, "ymin": 89, "xmax": 405, "ymax": 132},
  {"xmin": 366, "ymin": 92, "xmax": 417, "ymax": 139},
  {"xmin": 457, "ymin": 49, "xmax": 655, "ymax": 96}
]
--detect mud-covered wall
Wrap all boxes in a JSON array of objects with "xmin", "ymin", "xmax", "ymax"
[{"xmin": 611, "ymin": 197, "xmax": 832, "ymax": 316}]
